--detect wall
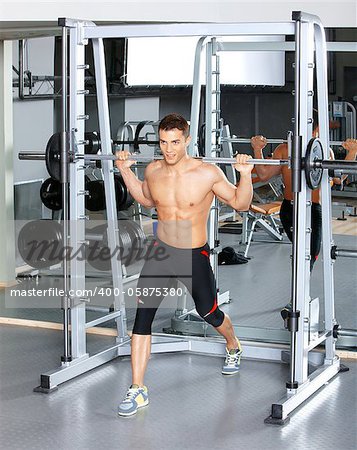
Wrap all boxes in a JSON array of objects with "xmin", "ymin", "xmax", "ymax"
[
  {"xmin": 0, "ymin": 1, "xmax": 356, "ymax": 27},
  {"xmin": 12, "ymin": 37, "xmax": 54, "ymax": 184}
]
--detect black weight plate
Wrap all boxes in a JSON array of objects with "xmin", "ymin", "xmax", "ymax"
[
  {"xmin": 40, "ymin": 177, "xmax": 63, "ymax": 211},
  {"xmin": 115, "ymin": 174, "xmax": 134, "ymax": 211},
  {"xmin": 45, "ymin": 133, "xmax": 62, "ymax": 181},
  {"xmin": 85, "ymin": 131, "xmax": 101, "ymax": 154},
  {"xmin": 85, "ymin": 180, "xmax": 106, "ymax": 211},
  {"xmin": 133, "ymin": 120, "xmax": 150, "ymax": 151},
  {"xmin": 305, "ymin": 137, "xmax": 324, "ymax": 190},
  {"xmin": 123, "ymin": 189, "xmax": 134, "ymax": 211},
  {"xmin": 114, "ymin": 174, "xmax": 126, "ymax": 211},
  {"xmin": 18, "ymin": 219, "xmax": 63, "ymax": 269}
]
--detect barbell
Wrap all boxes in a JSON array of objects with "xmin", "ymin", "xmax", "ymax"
[{"xmin": 19, "ymin": 133, "xmax": 357, "ymax": 190}]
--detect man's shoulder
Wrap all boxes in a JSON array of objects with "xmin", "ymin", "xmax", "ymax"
[
  {"xmin": 193, "ymin": 161, "xmax": 224, "ymax": 184},
  {"xmin": 273, "ymin": 143, "xmax": 288, "ymax": 158},
  {"xmin": 145, "ymin": 160, "xmax": 162, "ymax": 176}
]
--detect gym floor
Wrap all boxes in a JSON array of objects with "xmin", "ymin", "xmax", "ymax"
[
  {"xmin": 0, "ymin": 325, "xmax": 356, "ymax": 450},
  {"xmin": 0, "ymin": 211, "xmax": 356, "ymax": 449}
]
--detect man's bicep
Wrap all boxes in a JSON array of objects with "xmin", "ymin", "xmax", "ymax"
[
  {"xmin": 212, "ymin": 175, "xmax": 236, "ymax": 204},
  {"xmin": 142, "ymin": 179, "xmax": 154, "ymax": 203}
]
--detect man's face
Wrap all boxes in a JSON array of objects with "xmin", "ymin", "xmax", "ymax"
[{"xmin": 159, "ymin": 128, "xmax": 191, "ymax": 165}]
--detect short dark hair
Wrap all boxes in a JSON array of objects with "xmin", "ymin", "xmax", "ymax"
[{"xmin": 158, "ymin": 113, "xmax": 189, "ymax": 138}]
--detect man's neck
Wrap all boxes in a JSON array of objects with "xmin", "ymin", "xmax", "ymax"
[{"xmin": 163, "ymin": 154, "xmax": 191, "ymax": 174}]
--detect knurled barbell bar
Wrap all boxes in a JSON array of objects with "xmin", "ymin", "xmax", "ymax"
[{"xmin": 19, "ymin": 136, "xmax": 357, "ymax": 190}]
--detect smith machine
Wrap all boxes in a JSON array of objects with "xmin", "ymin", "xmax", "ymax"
[{"xmin": 18, "ymin": 12, "xmax": 357, "ymax": 424}]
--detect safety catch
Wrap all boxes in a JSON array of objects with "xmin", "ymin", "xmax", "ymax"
[{"xmin": 281, "ymin": 307, "xmax": 300, "ymax": 332}]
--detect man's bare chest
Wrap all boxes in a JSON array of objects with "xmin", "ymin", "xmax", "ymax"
[{"xmin": 148, "ymin": 174, "xmax": 213, "ymax": 208}]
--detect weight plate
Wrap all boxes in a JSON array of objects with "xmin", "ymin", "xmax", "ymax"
[
  {"xmin": 133, "ymin": 120, "xmax": 150, "ymax": 151},
  {"xmin": 85, "ymin": 180, "xmax": 106, "ymax": 211},
  {"xmin": 118, "ymin": 224, "xmax": 134, "ymax": 266},
  {"xmin": 45, "ymin": 133, "xmax": 62, "ymax": 181},
  {"xmin": 86, "ymin": 223, "xmax": 136, "ymax": 270},
  {"xmin": 40, "ymin": 178, "xmax": 63, "ymax": 211},
  {"xmin": 126, "ymin": 220, "xmax": 147, "ymax": 262},
  {"xmin": 124, "ymin": 189, "xmax": 134, "ymax": 211},
  {"xmin": 305, "ymin": 137, "xmax": 324, "ymax": 190},
  {"xmin": 114, "ymin": 174, "xmax": 134, "ymax": 211},
  {"xmin": 18, "ymin": 219, "xmax": 63, "ymax": 269},
  {"xmin": 85, "ymin": 224, "xmax": 109, "ymax": 271},
  {"xmin": 114, "ymin": 174, "xmax": 126, "ymax": 211},
  {"xmin": 85, "ymin": 131, "xmax": 101, "ymax": 154}
]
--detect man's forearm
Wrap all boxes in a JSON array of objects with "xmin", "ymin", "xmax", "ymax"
[
  {"xmin": 233, "ymin": 173, "xmax": 253, "ymax": 211},
  {"xmin": 252, "ymin": 149, "xmax": 271, "ymax": 180},
  {"xmin": 118, "ymin": 168, "xmax": 153, "ymax": 208}
]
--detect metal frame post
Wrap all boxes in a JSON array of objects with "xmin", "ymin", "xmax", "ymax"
[
  {"xmin": 91, "ymin": 36, "xmax": 128, "ymax": 341},
  {"xmin": 60, "ymin": 24, "xmax": 72, "ymax": 363},
  {"xmin": 67, "ymin": 24, "xmax": 88, "ymax": 360},
  {"xmin": 265, "ymin": 11, "xmax": 340, "ymax": 425}
]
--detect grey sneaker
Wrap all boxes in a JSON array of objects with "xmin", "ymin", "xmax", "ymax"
[
  {"xmin": 117, "ymin": 384, "xmax": 149, "ymax": 417},
  {"xmin": 222, "ymin": 339, "xmax": 243, "ymax": 375}
]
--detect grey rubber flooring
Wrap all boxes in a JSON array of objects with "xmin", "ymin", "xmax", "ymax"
[{"xmin": 0, "ymin": 325, "xmax": 356, "ymax": 450}]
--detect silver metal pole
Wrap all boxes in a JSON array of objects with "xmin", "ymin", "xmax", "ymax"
[
  {"xmin": 222, "ymin": 137, "xmax": 344, "ymax": 146},
  {"xmin": 288, "ymin": 16, "xmax": 302, "ymax": 390},
  {"xmin": 82, "ymin": 154, "xmax": 289, "ymax": 165},
  {"xmin": 189, "ymin": 37, "xmax": 209, "ymax": 156},
  {"xmin": 337, "ymin": 328, "xmax": 357, "ymax": 338},
  {"xmin": 333, "ymin": 249, "xmax": 357, "ymax": 258},
  {"xmin": 61, "ymin": 25, "xmax": 71, "ymax": 363},
  {"xmin": 17, "ymin": 152, "xmax": 290, "ymax": 166},
  {"xmin": 222, "ymin": 137, "xmax": 286, "ymax": 145}
]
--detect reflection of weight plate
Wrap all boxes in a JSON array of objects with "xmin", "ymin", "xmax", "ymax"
[
  {"xmin": 119, "ymin": 220, "xmax": 148, "ymax": 264},
  {"xmin": 85, "ymin": 225, "xmax": 110, "ymax": 271},
  {"xmin": 18, "ymin": 220, "xmax": 63, "ymax": 269},
  {"xmin": 40, "ymin": 178, "xmax": 63, "ymax": 211},
  {"xmin": 86, "ymin": 223, "xmax": 136, "ymax": 271},
  {"xmin": 118, "ymin": 223, "xmax": 136, "ymax": 266},
  {"xmin": 305, "ymin": 138, "xmax": 324, "ymax": 190}
]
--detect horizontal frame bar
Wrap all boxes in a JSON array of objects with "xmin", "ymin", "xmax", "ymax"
[
  {"xmin": 83, "ymin": 22, "xmax": 296, "ymax": 40},
  {"xmin": 268, "ymin": 359, "xmax": 340, "ymax": 421},
  {"xmin": 85, "ymin": 310, "xmax": 122, "ymax": 329},
  {"xmin": 218, "ymin": 42, "xmax": 357, "ymax": 52}
]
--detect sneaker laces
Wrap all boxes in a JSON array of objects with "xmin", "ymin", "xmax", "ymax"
[
  {"xmin": 123, "ymin": 386, "xmax": 140, "ymax": 403},
  {"xmin": 225, "ymin": 348, "xmax": 242, "ymax": 366}
]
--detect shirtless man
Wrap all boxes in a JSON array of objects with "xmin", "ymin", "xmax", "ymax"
[
  {"xmin": 115, "ymin": 113, "xmax": 253, "ymax": 416},
  {"xmin": 250, "ymin": 134, "xmax": 357, "ymax": 272}
]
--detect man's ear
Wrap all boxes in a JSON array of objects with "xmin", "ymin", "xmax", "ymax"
[{"xmin": 186, "ymin": 135, "xmax": 192, "ymax": 146}]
